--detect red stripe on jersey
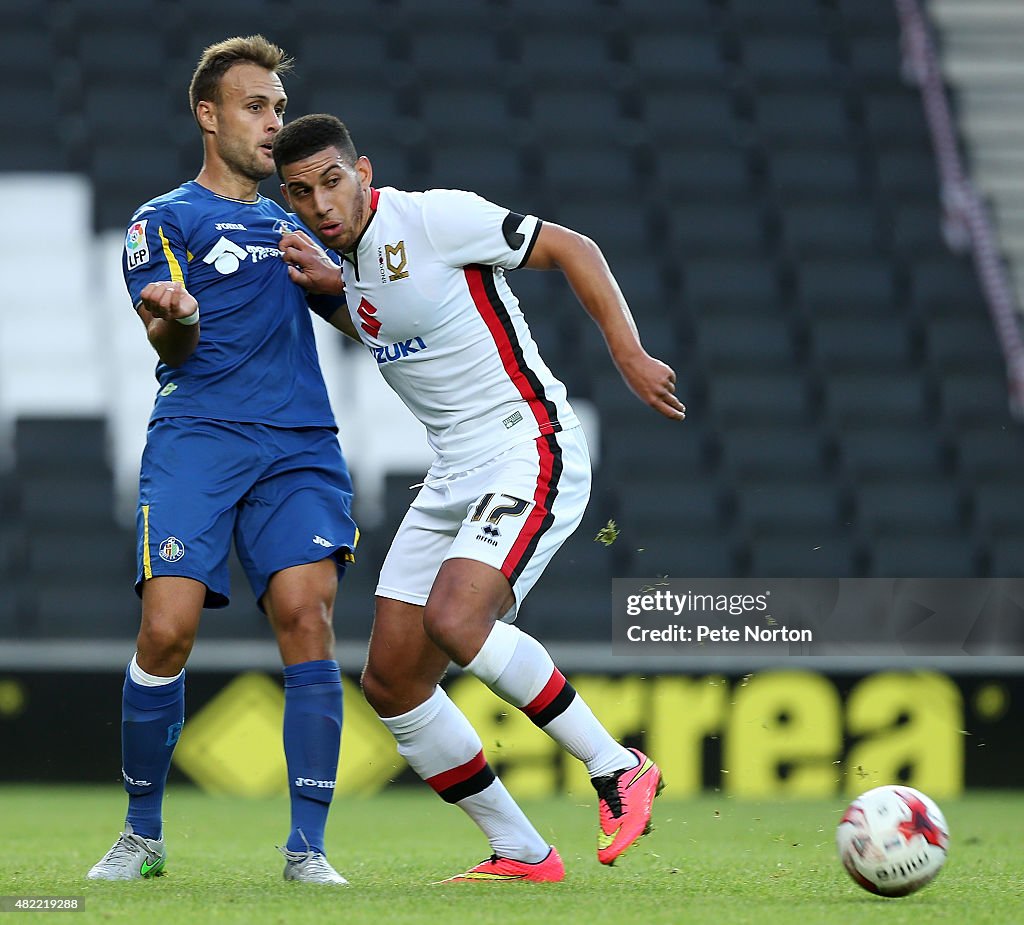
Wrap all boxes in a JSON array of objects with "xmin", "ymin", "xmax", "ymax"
[
  {"xmin": 463, "ymin": 266, "xmax": 556, "ymax": 433},
  {"xmin": 463, "ymin": 265, "xmax": 563, "ymax": 584},
  {"xmin": 369, "ymin": 187, "xmax": 380, "ymax": 211},
  {"xmin": 424, "ymin": 750, "xmax": 488, "ymax": 795},
  {"xmin": 522, "ymin": 668, "xmax": 568, "ymax": 719},
  {"xmin": 501, "ymin": 433, "xmax": 558, "ymax": 581}
]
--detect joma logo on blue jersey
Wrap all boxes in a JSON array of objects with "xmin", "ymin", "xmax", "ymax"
[{"xmin": 372, "ymin": 337, "xmax": 428, "ymax": 365}]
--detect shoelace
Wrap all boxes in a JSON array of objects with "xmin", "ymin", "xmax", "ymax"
[
  {"xmin": 279, "ymin": 828, "xmax": 326, "ymax": 866},
  {"xmin": 300, "ymin": 853, "xmax": 335, "ymax": 875},
  {"xmin": 592, "ymin": 769, "xmax": 626, "ymax": 818},
  {"xmin": 279, "ymin": 843, "xmax": 333, "ymax": 871},
  {"xmin": 277, "ymin": 830, "xmax": 345, "ymax": 881},
  {"xmin": 279, "ymin": 846, "xmax": 312, "ymax": 863},
  {"xmin": 100, "ymin": 833, "xmax": 151, "ymax": 866}
]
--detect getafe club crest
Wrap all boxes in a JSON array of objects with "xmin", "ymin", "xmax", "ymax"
[{"xmin": 158, "ymin": 536, "xmax": 185, "ymax": 562}]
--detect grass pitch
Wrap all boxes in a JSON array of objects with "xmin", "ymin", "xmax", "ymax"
[{"xmin": 1, "ymin": 786, "xmax": 1021, "ymax": 925}]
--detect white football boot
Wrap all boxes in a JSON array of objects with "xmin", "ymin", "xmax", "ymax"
[{"xmin": 87, "ymin": 823, "xmax": 166, "ymax": 880}]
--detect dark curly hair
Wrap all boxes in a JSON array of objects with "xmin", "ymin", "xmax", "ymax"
[{"xmin": 273, "ymin": 113, "xmax": 358, "ymax": 176}]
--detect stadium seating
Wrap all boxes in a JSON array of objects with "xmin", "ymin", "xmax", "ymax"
[
  {"xmin": 837, "ymin": 425, "xmax": 952, "ymax": 480},
  {"xmin": 769, "ymin": 149, "xmax": 864, "ymax": 201},
  {"xmin": 629, "ymin": 537, "xmax": 739, "ymax": 580},
  {"xmin": 807, "ymin": 317, "xmax": 917, "ymax": 371},
  {"xmin": 748, "ymin": 531, "xmax": 861, "ymax": 578},
  {"xmin": 869, "ymin": 533, "xmax": 980, "ymax": 577},
  {"xmin": 1, "ymin": 0, "xmax": 1022, "ymax": 646},
  {"xmin": 630, "ymin": 33, "xmax": 729, "ymax": 90},
  {"xmin": 719, "ymin": 424, "xmax": 828, "ymax": 479}
]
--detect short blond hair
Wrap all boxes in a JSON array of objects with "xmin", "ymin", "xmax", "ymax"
[{"xmin": 188, "ymin": 34, "xmax": 293, "ymax": 121}]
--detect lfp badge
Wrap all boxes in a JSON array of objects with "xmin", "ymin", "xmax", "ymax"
[{"xmin": 125, "ymin": 219, "xmax": 150, "ymax": 270}]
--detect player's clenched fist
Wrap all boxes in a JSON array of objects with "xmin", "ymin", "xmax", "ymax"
[{"xmin": 138, "ymin": 280, "xmax": 200, "ymax": 324}]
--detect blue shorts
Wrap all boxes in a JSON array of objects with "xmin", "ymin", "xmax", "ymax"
[{"xmin": 136, "ymin": 418, "xmax": 358, "ymax": 609}]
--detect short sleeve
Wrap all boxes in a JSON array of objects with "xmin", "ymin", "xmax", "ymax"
[
  {"xmin": 122, "ymin": 205, "xmax": 189, "ymax": 306},
  {"xmin": 420, "ymin": 189, "xmax": 541, "ymax": 270}
]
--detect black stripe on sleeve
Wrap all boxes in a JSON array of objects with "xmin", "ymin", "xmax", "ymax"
[{"xmin": 513, "ymin": 219, "xmax": 543, "ymax": 269}]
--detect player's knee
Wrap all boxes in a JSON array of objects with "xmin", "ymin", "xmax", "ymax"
[
  {"xmin": 273, "ymin": 601, "xmax": 335, "ymax": 648},
  {"xmin": 359, "ymin": 664, "xmax": 384, "ymax": 712},
  {"xmin": 360, "ymin": 662, "xmax": 399, "ymax": 715},
  {"xmin": 136, "ymin": 618, "xmax": 195, "ymax": 672},
  {"xmin": 421, "ymin": 603, "xmax": 459, "ymax": 651},
  {"xmin": 361, "ymin": 662, "xmax": 438, "ymax": 717}
]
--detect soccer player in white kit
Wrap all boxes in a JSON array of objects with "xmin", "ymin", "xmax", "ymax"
[{"xmin": 273, "ymin": 114, "xmax": 686, "ymax": 883}]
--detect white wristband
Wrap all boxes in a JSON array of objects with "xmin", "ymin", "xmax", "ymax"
[{"xmin": 175, "ymin": 307, "xmax": 200, "ymax": 326}]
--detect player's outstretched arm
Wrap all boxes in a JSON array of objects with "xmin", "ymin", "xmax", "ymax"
[
  {"xmin": 523, "ymin": 223, "xmax": 686, "ymax": 421},
  {"xmin": 135, "ymin": 281, "xmax": 200, "ymax": 368}
]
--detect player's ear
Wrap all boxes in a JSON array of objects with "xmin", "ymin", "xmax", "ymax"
[
  {"xmin": 356, "ymin": 155, "xmax": 373, "ymax": 190},
  {"xmin": 195, "ymin": 100, "xmax": 216, "ymax": 134},
  {"xmin": 280, "ymin": 183, "xmax": 291, "ymax": 208}
]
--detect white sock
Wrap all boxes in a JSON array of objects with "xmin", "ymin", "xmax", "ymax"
[
  {"xmin": 466, "ymin": 622, "xmax": 635, "ymax": 778},
  {"xmin": 129, "ymin": 653, "xmax": 183, "ymax": 687},
  {"xmin": 378, "ymin": 686, "xmax": 548, "ymax": 862}
]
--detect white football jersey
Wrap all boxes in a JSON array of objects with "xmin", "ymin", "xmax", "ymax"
[{"xmin": 342, "ymin": 187, "xmax": 579, "ymax": 474}]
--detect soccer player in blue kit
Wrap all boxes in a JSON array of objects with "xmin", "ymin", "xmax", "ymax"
[{"xmin": 86, "ymin": 37, "xmax": 356, "ymax": 884}]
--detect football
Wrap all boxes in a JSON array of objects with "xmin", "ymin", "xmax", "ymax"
[{"xmin": 836, "ymin": 785, "xmax": 950, "ymax": 897}]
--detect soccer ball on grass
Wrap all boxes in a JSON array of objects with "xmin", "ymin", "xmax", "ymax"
[{"xmin": 836, "ymin": 785, "xmax": 949, "ymax": 897}]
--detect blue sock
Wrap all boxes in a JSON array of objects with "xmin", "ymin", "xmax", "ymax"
[
  {"xmin": 283, "ymin": 659, "xmax": 343, "ymax": 854},
  {"xmin": 121, "ymin": 666, "xmax": 185, "ymax": 841}
]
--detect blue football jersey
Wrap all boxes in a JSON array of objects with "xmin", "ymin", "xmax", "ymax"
[{"xmin": 122, "ymin": 181, "xmax": 339, "ymax": 428}]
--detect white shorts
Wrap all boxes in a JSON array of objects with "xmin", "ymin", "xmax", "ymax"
[{"xmin": 376, "ymin": 426, "xmax": 591, "ymax": 616}]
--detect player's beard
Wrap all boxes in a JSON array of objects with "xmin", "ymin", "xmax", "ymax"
[
  {"xmin": 218, "ymin": 135, "xmax": 274, "ymax": 184},
  {"xmin": 336, "ymin": 187, "xmax": 367, "ymax": 252}
]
